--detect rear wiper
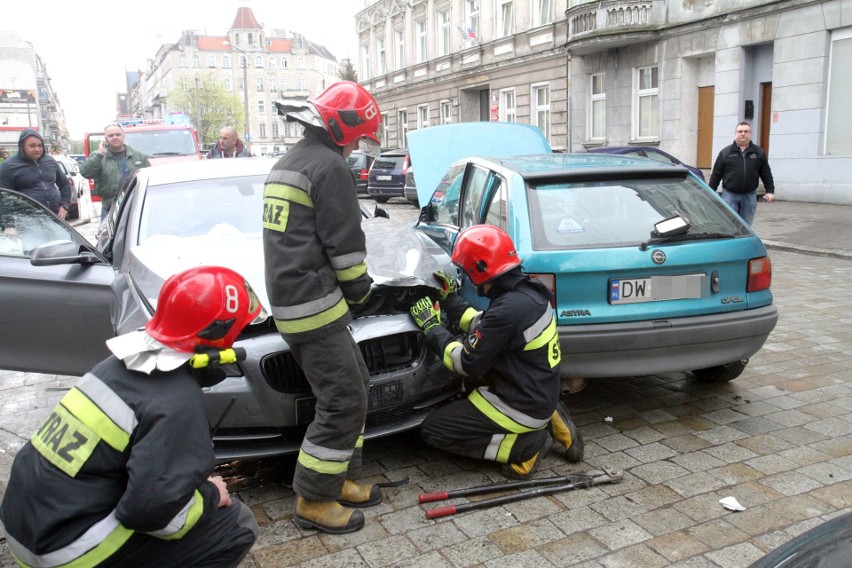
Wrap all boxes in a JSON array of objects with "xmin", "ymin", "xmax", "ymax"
[
  {"xmin": 150, "ymin": 152, "xmax": 187, "ymax": 156},
  {"xmin": 640, "ymin": 232, "xmax": 737, "ymax": 250}
]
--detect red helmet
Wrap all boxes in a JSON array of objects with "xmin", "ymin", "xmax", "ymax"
[
  {"xmin": 146, "ymin": 266, "xmax": 263, "ymax": 353},
  {"xmin": 452, "ymin": 225, "xmax": 522, "ymax": 286},
  {"xmin": 310, "ymin": 81, "xmax": 382, "ymax": 148}
]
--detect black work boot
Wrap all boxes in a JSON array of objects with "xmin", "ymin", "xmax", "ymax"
[
  {"xmin": 294, "ymin": 496, "xmax": 365, "ymax": 534},
  {"xmin": 338, "ymin": 479, "xmax": 383, "ymax": 507},
  {"xmin": 501, "ymin": 432, "xmax": 552, "ymax": 480},
  {"xmin": 550, "ymin": 401, "xmax": 585, "ymax": 463}
]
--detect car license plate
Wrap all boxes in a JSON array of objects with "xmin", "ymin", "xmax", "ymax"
[
  {"xmin": 609, "ymin": 274, "xmax": 705, "ymax": 304},
  {"xmin": 377, "ymin": 175, "xmax": 392, "ymax": 181}
]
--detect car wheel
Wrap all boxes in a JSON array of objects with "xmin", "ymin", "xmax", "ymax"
[
  {"xmin": 374, "ymin": 196, "xmax": 389, "ymax": 203},
  {"xmin": 691, "ymin": 359, "xmax": 748, "ymax": 383}
]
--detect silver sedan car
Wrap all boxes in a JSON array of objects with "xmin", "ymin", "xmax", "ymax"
[{"xmin": 0, "ymin": 158, "xmax": 460, "ymax": 462}]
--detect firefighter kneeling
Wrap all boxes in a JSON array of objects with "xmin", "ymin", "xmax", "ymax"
[
  {"xmin": 0, "ymin": 266, "xmax": 261, "ymax": 568},
  {"xmin": 410, "ymin": 226, "xmax": 584, "ymax": 479}
]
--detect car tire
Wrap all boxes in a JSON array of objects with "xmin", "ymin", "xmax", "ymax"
[
  {"xmin": 691, "ymin": 359, "xmax": 748, "ymax": 383},
  {"xmin": 373, "ymin": 196, "xmax": 390, "ymax": 203}
]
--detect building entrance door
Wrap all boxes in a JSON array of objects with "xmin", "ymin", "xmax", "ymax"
[
  {"xmin": 697, "ymin": 86, "xmax": 715, "ymax": 169},
  {"xmin": 760, "ymin": 82, "xmax": 772, "ymax": 156}
]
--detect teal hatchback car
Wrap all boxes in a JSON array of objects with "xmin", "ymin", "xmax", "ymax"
[{"xmin": 410, "ymin": 123, "xmax": 777, "ymax": 387}]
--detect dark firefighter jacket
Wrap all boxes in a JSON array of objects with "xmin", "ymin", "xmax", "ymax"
[
  {"xmin": 0, "ymin": 128, "xmax": 71, "ymax": 212},
  {"xmin": 425, "ymin": 269, "xmax": 561, "ymax": 423},
  {"xmin": 0, "ymin": 356, "xmax": 221, "ymax": 567},
  {"xmin": 262, "ymin": 129, "xmax": 372, "ymax": 343}
]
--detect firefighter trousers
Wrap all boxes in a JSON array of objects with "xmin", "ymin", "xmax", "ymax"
[
  {"xmin": 100, "ymin": 498, "xmax": 258, "ymax": 568},
  {"xmin": 290, "ymin": 326, "xmax": 371, "ymax": 502},
  {"xmin": 420, "ymin": 396, "xmax": 549, "ymax": 464}
]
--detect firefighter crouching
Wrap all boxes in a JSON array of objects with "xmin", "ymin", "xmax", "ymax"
[
  {"xmin": 410, "ymin": 225, "xmax": 585, "ymax": 479},
  {"xmin": 0, "ymin": 266, "xmax": 261, "ymax": 567}
]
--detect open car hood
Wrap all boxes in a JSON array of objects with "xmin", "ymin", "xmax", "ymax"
[
  {"xmin": 129, "ymin": 216, "xmax": 450, "ymax": 312},
  {"xmin": 407, "ymin": 122, "xmax": 552, "ymax": 208}
]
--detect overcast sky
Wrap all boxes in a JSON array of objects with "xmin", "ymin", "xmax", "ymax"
[{"xmin": 4, "ymin": 0, "xmax": 366, "ymax": 138}]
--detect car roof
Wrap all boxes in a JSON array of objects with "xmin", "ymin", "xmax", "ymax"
[
  {"xmin": 139, "ymin": 157, "xmax": 279, "ymax": 185},
  {"xmin": 464, "ymin": 152, "xmax": 690, "ymax": 181}
]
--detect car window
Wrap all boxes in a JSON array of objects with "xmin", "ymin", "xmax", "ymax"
[
  {"xmin": 347, "ymin": 153, "xmax": 365, "ymax": 168},
  {"xmin": 643, "ymin": 150, "xmax": 676, "ymax": 165},
  {"xmin": 526, "ymin": 175, "xmax": 750, "ymax": 251},
  {"xmin": 0, "ymin": 189, "xmax": 76, "ymax": 258},
  {"xmin": 56, "ymin": 161, "xmax": 69, "ymax": 175},
  {"xmin": 460, "ymin": 165, "xmax": 490, "ymax": 228},
  {"xmin": 374, "ymin": 155, "xmax": 404, "ymax": 170},
  {"xmin": 483, "ymin": 177, "xmax": 509, "ymax": 231},
  {"xmin": 431, "ymin": 163, "xmax": 466, "ymax": 226}
]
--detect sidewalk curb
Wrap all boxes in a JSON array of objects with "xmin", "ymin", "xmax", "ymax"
[{"xmin": 763, "ymin": 240, "xmax": 852, "ymax": 261}]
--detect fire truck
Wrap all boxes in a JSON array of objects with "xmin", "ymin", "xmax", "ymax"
[{"xmin": 84, "ymin": 114, "xmax": 202, "ymax": 198}]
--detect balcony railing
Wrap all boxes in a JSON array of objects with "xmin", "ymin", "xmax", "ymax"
[{"xmin": 567, "ymin": 0, "xmax": 666, "ymax": 51}]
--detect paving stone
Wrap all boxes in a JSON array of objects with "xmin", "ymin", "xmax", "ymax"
[
  {"xmin": 587, "ymin": 519, "xmax": 653, "ymax": 551},
  {"xmin": 673, "ymin": 494, "xmax": 730, "ymax": 522},
  {"xmin": 407, "ymin": 521, "xmax": 468, "ymax": 553},
  {"xmin": 251, "ymin": 535, "xmax": 329, "ymax": 567},
  {"xmin": 703, "ymin": 442, "xmax": 759, "ymax": 464},
  {"xmin": 702, "ymin": 408, "xmax": 750, "ymax": 425},
  {"xmin": 440, "ymin": 535, "xmax": 504, "ymax": 567},
  {"xmin": 797, "ymin": 461, "xmax": 852, "ymax": 484},
  {"xmin": 548, "ymin": 507, "xmax": 610, "ymax": 536},
  {"xmin": 744, "ymin": 454, "xmax": 800, "ymax": 475},
  {"xmin": 357, "ymin": 534, "xmax": 419, "ymax": 567},
  {"xmin": 387, "ymin": 550, "xmax": 454, "ymax": 568},
  {"xmin": 759, "ymin": 471, "xmax": 826, "ymax": 497},
  {"xmin": 667, "ymin": 557, "xmax": 719, "ymax": 568},
  {"xmin": 624, "ymin": 442, "xmax": 679, "ymax": 464},
  {"xmin": 298, "ymin": 547, "xmax": 370, "ymax": 567},
  {"xmin": 763, "ymin": 493, "xmax": 837, "ymax": 523},
  {"xmin": 622, "ymin": 426, "xmax": 668, "ymax": 445},
  {"xmin": 733, "ymin": 433, "xmax": 794, "ymax": 456},
  {"xmin": 590, "ymin": 494, "xmax": 648, "ymax": 522},
  {"xmin": 450, "ymin": 506, "xmax": 520, "ymax": 539},
  {"xmin": 483, "ymin": 548, "xmax": 557, "ymax": 568},
  {"xmin": 652, "ymin": 420, "xmax": 701, "ymax": 438},
  {"xmin": 765, "ymin": 409, "xmax": 817, "ymax": 427},
  {"xmin": 722, "ymin": 505, "xmax": 791, "ymax": 536},
  {"xmin": 694, "ymin": 425, "xmax": 750, "ymax": 445},
  {"xmin": 671, "ymin": 451, "xmax": 727, "ymax": 473},
  {"xmin": 707, "ymin": 462, "xmax": 764, "ymax": 486},
  {"xmin": 804, "ymin": 416, "xmax": 852, "ymax": 437},
  {"xmin": 729, "ymin": 400, "xmax": 783, "ymax": 417},
  {"xmin": 595, "ymin": 433, "xmax": 640, "ymax": 452},
  {"xmin": 488, "ymin": 518, "xmax": 565, "ymax": 555},
  {"xmin": 628, "ymin": 461, "xmax": 691, "ymax": 485},
  {"xmin": 660, "ymin": 433, "xmax": 714, "ymax": 453},
  {"xmin": 729, "ymin": 416, "xmax": 788, "ymax": 436},
  {"xmin": 320, "ymin": 520, "xmax": 392, "ymax": 553},
  {"xmin": 624, "ymin": 484, "xmax": 684, "ymax": 510},
  {"xmin": 809, "ymin": 480, "xmax": 852, "ymax": 508},
  {"xmin": 665, "ymin": 471, "xmax": 729, "ymax": 498},
  {"xmin": 596, "ymin": 543, "xmax": 669, "ymax": 568},
  {"xmin": 704, "ymin": 542, "xmax": 766, "ymax": 568},
  {"xmin": 585, "ymin": 451, "xmax": 643, "ymax": 472},
  {"xmin": 632, "ymin": 507, "xmax": 696, "ymax": 536},
  {"xmin": 538, "ymin": 532, "xmax": 609, "ymax": 567},
  {"xmin": 808, "ymin": 436, "xmax": 852, "ymax": 459},
  {"xmin": 646, "ymin": 530, "xmax": 711, "ymax": 563},
  {"xmin": 687, "ymin": 518, "xmax": 750, "ymax": 549}
]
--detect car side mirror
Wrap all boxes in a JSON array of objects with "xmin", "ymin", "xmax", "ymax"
[
  {"xmin": 373, "ymin": 205, "xmax": 389, "ymax": 219},
  {"xmin": 30, "ymin": 240, "xmax": 100, "ymax": 266}
]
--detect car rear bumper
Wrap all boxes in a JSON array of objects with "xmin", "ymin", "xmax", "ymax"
[
  {"xmin": 368, "ymin": 186, "xmax": 404, "ymax": 197},
  {"xmin": 558, "ymin": 304, "xmax": 778, "ymax": 378}
]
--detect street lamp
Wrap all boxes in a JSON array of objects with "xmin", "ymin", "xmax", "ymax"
[{"xmin": 224, "ymin": 42, "xmax": 250, "ymax": 147}]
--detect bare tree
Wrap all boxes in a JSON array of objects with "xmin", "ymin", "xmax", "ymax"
[{"xmin": 168, "ymin": 74, "xmax": 244, "ymax": 148}]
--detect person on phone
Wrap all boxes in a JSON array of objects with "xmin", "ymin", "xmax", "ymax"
[
  {"xmin": 0, "ymin": 129, "xmax": 71, "ymax": 219},
  {"xmin": 208, "ymin": 127, "xmax": 251, "ymax": 158},
  {"xmin": 80, "ymin": 122, "xmax": 150, "ymax": 220},
  {"xmin": 0, "ymin": 266, "xmax": 261, "ymax": 568}
]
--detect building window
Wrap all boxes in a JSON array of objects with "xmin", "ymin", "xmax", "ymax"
[
  {"xmin": 531, "ymin": 84, "xmax": 550, "ymax": 141},
  {"xmin": 283, "ymin": 77, "xmax": 289, "ymax": 91},
  {"xmin": 418, "ymin": 104, "xmax": 430, "ymax": 128},
  {"xmin": 397, "ymin": 109, "xmax": 408, "ymax": 147},
  {"xmin": 207, "ymin": 55, "xmax": 216, "ymax": 68},
  {"xmin": 272, "ymin": 121, "xmax": 279, "ymax": 138},
  {"xmin": 415, "ymin": 20, "xmax": 427, "ymax": 63},
  {"xmin": 498, "ymin": 0, "xmax": 514, "ymax": 38},
  {"xmin": 239, "ymin": 55, "xmax": 246, "ymax": 68},
  {"xmin": 589, "ymin": 73, "xmax": 606, "ymax": 140},
  {"xmin": 635, "ymin": 65, "xmax": 659, "ymax": 139},
  {"xmin": 826, "ymin": 28, "xmax": 852, "ymax": 155},
  {"xmin": 258, "ymin": 98, "xmax": 265, "ymax": 113},
  {"xmin": 376, "ymin": 38, "xmax": 386, "ymax": 75},
  {"xmin": 255, "ymin": 56, "xmax": 263, "ymax": 68},
  {"xmin": 466, "ymin": 1, "xmax": 480, "ymax": 40},
  {"xmin": 193, "ymin": 55, "xmax": 200, "ymax": 68},
  {"xmin": 437, "ymin": 9, "xmax": 451, "ymax": 56},
  {"xmin": 179, "ymin": 55, "xmax": 187, "ymax": 68},
  {"xmin": 235, "ymin": 34, "xmax": 240, "ymax": 46},
  {"xmin": 298, "ymin": 77, "xmax": 305, "ymax": 91},
  {"xmin": 239, "ymin": 76, "xmax": 245, "ymax": 91},
  {"xmin": 256, "ymin": 77, "xmax": 264, "ymax": 91},
  {"xmin": 297, "ymin": 58, "xmax": 305, "ymax": 69},
  {"xmin": 361, "ymin": 43, "xmax": 371, "ymax": 78},
  {"xmin": 281, "ymin": 57, "xmax": 289, "ymax": 69},
  {"xmin": 441, "ymin": 100, "xmax": 452, "ymax": 124},
  {"xmin": 381, "ymin": 112, "xmax": 390, "ymax": 146},
  {"xmin": 224, "ymin": 77, "xmax": 232, "ymax": 91},
  {"xmin": 395, "ymin": 29, "xmax": 405, "ymax": 70},
  {"xmin": 533, "ymin": 0, "xmax": 552, "ymax": 26},
  {"xmin": 500, "ymin": 89, "xmax": 516, "ymax": 122},
  {"xmin": 268, "ymin": 56, "xmax": 276, "ymax": 69},
  {"xmin": 248, "ymin": 33, "xmax": 254, "ymax": 45},
  {"xmin": 269, "ymin": 76, "xmax": 277, "ymax": 94},
  {"xmin": 259, "ymin": 123, "xmax": 266, "ymax": 138},
  {"xmin": 222, "ymin": 55, "xmax": 231, "ymax": 68}
]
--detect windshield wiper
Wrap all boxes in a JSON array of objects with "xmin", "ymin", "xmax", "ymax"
[
  {"xmin": 150, "ymin": 151, "xmax": 188, "ymax": 156},
  {"xmin": 640, "ymin": 232, "xmax": 737, "ymax": 250}
]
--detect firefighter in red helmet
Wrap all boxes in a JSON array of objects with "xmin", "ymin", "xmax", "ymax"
[
  {"xmin": 0, "ymin": 266, "xmax": 262, "ymax": 567},
  {"xmin": 410, "ymin": 225, "xmax": 585, "ymax": 479},
  {"xmin": 263, "ymin": 81, "xmax": 383, "ymax": 534}
]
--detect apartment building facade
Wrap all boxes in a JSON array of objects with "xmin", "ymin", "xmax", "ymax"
[
  {"xmin": 356, "ymin": 0, "xmax": 851, "ymax": 204},
  {"xmin": 126, "ymin": 7, "xmax": 339, "ymax": 156}
]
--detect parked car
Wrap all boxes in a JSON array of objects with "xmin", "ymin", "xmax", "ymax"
[
  {"xmin": 403, "ymin": 165, "xmax": 419, "ymax": 206},
  {"xmin": 0, "ymin": 158, "xmax": 460, "ymax": 462},
  {"xmin": 347, "ymin": 150, "xmax": 375, "ymax": 194},
  {"xmin": 409, "ymin": 123, "xmax": 777, "ymax": 387},
  {"xmin": 588, "ymin": 146, "xmax": 706, "ymax": 182},
  {"xmin": 748, "ymin": 510, "xmax": 852, "ymax": 568},
  {"xmin": 54, "ymin": 154, "xmax": 92, "ymax": 221},
  {"xmin": 367, "ymin": 148, "xmax": 411, "ymax": 203},
  {"xmin": 68, "ymin": 154, "xmax": 87, "ymax": 165}
]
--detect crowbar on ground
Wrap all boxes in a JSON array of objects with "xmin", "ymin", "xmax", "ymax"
[{"xmin": 420, "ymin": 467, "xmax": 624, "ymax": 519}]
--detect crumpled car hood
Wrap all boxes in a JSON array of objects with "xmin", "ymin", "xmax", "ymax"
[{"xmin": 127, "ymin": 216, "xmax": 450, "ymax": 313}]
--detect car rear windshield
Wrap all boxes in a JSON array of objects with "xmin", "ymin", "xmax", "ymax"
[
  {"xmin": 347, "ymin": 153, "xmax": 366, "ymax": 167},
  {"xmin": 526, "ymin": 175, "xmax": 750, "ymax": 250},
  {"xmin": 374, "ymin": 156, "xmax": 405, "ymax": 170}
]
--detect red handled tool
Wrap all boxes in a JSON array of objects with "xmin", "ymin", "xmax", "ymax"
[{"xmin": 420, "ymin": 467, "xmax": 624, "ymax": 519}]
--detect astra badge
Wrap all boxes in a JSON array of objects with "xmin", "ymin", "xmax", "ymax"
[{"xmin": 651, "ymin": 250, "xmax": 667, "ymax": 265}]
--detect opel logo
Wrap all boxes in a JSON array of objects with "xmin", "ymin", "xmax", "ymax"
[{"xmin": 651, "ymin": 250, "xmax": 666, "ymax": 265}]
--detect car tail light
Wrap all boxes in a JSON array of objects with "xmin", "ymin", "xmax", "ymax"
[
  {"xmin": 529, "ymin": 273, "xmax": 556, "ymax": 307},
  {"xmin": 359, "ymin": 169, "xmax": 369, "ymax": 181},
  {"xmin": 747, "ymin": 256, "xmax": 772, "ymax": 292}
]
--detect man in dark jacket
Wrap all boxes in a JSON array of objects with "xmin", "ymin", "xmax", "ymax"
[
  {"xmin": 80, "ymin": 123, "xmax": 150, "ymax": 220},
  {"xmin": 708, "ymin": 121, "xmax": 775, "ymax": 226},
  {"xmin": 208, "ymin": 127, "xmax": 251, "ymax": 158},
  {"xmin": 0, "ymin": 128, "xmax": 71, "ymax": 219},
  {"xmin": 0, "ymin": 266, "xmax": 260, "ymax": 568},
  {"xmin": 410, "ymin": 225, "xmax": 584, "ymax": 480},
  {"xmin": 263, "ymin": 82, "xmax": 383, "ymax": 534}
]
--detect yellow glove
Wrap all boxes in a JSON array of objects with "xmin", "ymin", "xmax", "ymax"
[{"xmin": 410, "ymin": 297, "xmax": 442, "ymax": 333}]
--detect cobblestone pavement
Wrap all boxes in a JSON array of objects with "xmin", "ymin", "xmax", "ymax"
[{"xmin": 1, "ymin": 198, "xmax": 850, "ymax": 567}]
